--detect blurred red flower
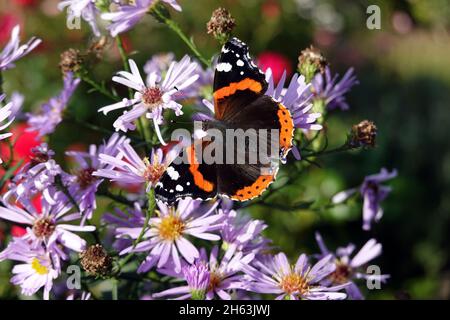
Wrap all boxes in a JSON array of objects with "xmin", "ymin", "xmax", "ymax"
[
  {"xmin": 0, "ymin": 14, "xmax": 21, "ymax": 44},
  {"xmin": 0, "ymin": 123, "xmax": 42, "ymax": 175},
  {"xmin": 14, "ymin": 0, "xmax": 38, "ymax": 6},
  {"xmin": 257, "ymin": 51, "xmax": 292, "ymax": 83}
]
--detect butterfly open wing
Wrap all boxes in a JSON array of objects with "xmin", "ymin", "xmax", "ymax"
[{"xmin": 155, "ymin": 37, "xmax": 293, "ymax": 204}]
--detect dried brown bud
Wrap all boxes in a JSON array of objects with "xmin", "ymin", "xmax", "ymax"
[
  {"xmin": 87, "ymin": 36, "xmax": 110, "ymax": 60},
  {"xmin": 207, "ymin": 8, "xmax": 236, "ymax": 43},
  {"xmin": 80, "ymin": 244, "xmax": 112, "ymax": 276},
  {"xmin": 350, "ymin": 120, "xmax": 377, "ymax": 147},
  {"xmin": 298, "ymin": 46, "xmax": 328, "ymax": 82},
  {"xmin": 59, "ymin": 49, "xmax": 83, "ymax": 75}
]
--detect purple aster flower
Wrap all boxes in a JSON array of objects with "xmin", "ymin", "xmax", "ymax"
[
  {"xmin": 26, "ymin": 72, "xmax": 80, "ymax": 138},
  {"xmin": 154, "ymin": 245, "xmax": 254, "ymax": 300},
  {"xmin": 7, "ymin": 143, "xmax": 62, "ymax": 203},
  {"xmin": 0, "ymin": 94, "xmax": 15, "ymax": 164},
  {"xmin": 0, "ymin": 191, "xmax": 95, "ymax": 256},
  {"xmin": 94, "ymin": 139, "xmax": 179, "ymax": 191},
  {"xmin": 220, "ymin": 208, "xmax": 270, "ymax": 256},
  {"xmin": 332, "ymin": 168, "xmax": 397, "ymax": 230},
  {"xmin": 265, "ymin": 68, "xmax": 322, "ymax": 131},
  {"xmin": 119, "ymin": 199, "xmax": 222, "ymax": 273},
  {"xmin": 8, "ymin": 91, "xmax": 24, "ymax": 120},
  {"xmin": 315, "ymin": 232, "xmax": 389, "ymax": 300},
  {"xmin": 182, "ymin": 260, "xmax": 211, "ymax": 300},
  {"xmin": 0, "ymin": 25, "xmax": 41, "ymax": 71},
  {"xmin": 58, "ymin": 0, "xmax": 100, "ymax": 36},
  {"xmin": 144, "ymin": 52, "xmax": 175, "ymax": 75},
  {"xmin": 65, "ymin": 133, "xmax": 127, "ymax": 221},
  {"xmin": 242, "ymin": 252, "xmax": 348, "ymax": 300},
  {"xmin": 311, "ymin": 66, "xmax": 358, "ymax": 111},
  {"xmin": 66, "ymin": 291, "xmax": 92, "ymax": 300},
  {"xmin": 0, "ymin": 239, "xmax": 58, "ymax": 300},
  {"xmin": 102, "ymin": 202, "xmax": 145, "ymax": 252},
  {"xmin": 101, "ymin": 0, "xmax": 181, "ymax": 37},
  {"xmin": 98, "ymin": 57, "xmax": 199, "ymax": 145}
]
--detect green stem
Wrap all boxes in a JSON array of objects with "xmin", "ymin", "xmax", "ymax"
[
  {"xmin": 152, "ymin": 7, "xmax": 210, "ymax": 67},
  {"xmin": 116, "ymin": 188, "xmax": 156, "ymax": 271},
  {"xmin": 0, "ymin": 71, "xmax": 3, "ymax": 95},
  {"xmin": 79, "ymin": 73, "xmax": 118, "ymax": 101},
  {"xmin": 112, "ymin": 278, "xmax": 119, "ymax": 300},
  {"xmin": 303, "ymin": 143, "xmax": 358, "ymax": 159}
]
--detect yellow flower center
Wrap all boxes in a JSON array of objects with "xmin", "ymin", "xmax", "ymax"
[
  {"xmin": 157, "ymin": 213, "xmax": 185, "ymax": 241},
  {"xmin": 279, "ymin": 273, "xmax": 310, "ymax": 295},
  {"xmin": 31, "ymin": 258, "xmax": 49, "ymax": 275}
]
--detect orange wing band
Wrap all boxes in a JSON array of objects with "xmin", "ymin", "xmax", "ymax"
[
  {"xmin": 231, "ymin": 175, "xmax": 274, "ymax": 201},
  {"xmin": 187, "ymin": 145, "xmax": 215, "ymax": 192},
  {"xmin": 277, "ymin": 104, "xmax": 294, "ymax": 153},
  {"xmin": 213, "ymin": 78, "xmax": 263, "ymax": 101}
]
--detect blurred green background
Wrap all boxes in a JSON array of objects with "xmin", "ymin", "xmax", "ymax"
[{"xmin": 1, "ymin": 0, "xmax": 449, "ymax": 299}]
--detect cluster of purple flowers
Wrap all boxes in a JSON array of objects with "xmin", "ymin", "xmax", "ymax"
[{"xmin": 0, "ymin": 1, "xmax": 398, "ymax": 301}]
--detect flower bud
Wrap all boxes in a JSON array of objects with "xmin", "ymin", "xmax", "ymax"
[
  {"xmin": 80, "ymin": 244, "xmax": 112, "ymax": 277},
  {"xmin": 207, "ymin": 8, "xmax": 236, "ymax": 44},
  {"xmin": 298, "ymin": 46, "xmax": 328, "ymax": 83},
  {"xmin": 349, "ymin": 120, "xmax": 377, "ymax": 148},
  {"xmin": 182, "ymin": 261, "xmax": 210, "ymax": 300},
  {"xmin": 59, "ymin": 49, "xmax": 84, "ymax": 75}
]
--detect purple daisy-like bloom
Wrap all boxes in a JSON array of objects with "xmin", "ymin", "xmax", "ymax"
[
  {"xmin": 119, "ymin": 199, "xmax": 222, "ymax": 273},
  {"xmin": 0, "ymin": 239, "xmax": 58, "ymax": 300},
  {"xmin": 182, "ymin": 260, "xmax": 211, "ymax": 299},
  {"xmin": 154, "ymin": 245, "xmax": 254, "ymax": 300},
  {"xmin": 98, "ymin": 57, "xmax": 198, "ymax": 144},
  {"xmin": 101, "ymin": 0, "xmax": 181, "ymax": 37},
  {"xmin": 58, "ymin": 0, "xmax": 100, "ymax": 37},
  {"xmin": 0, "ymin": 94, "xmax": 15, "ymax": 164},
  {"xmin": 102, "ymin": 202, "xmax": 145, "ymax": 252},
  {"xmin": 265, "ymin": 68, "xmax": 322, "ymax": 131},
  {"xmin": 7, "ymin": 143, "xmax": 62, "ymax": 203},
  {"xmin": 144, "ymin": 52, "xmax": 175, "ymax": 75},
  {"xmin": 66, "ymin": 291, "xmax": 92, "ymax": 300},
  {"xmin": 315, "ymin": 232, "xmax": 389, "ymax": 300},
  {"xmin": 0, "ymin": 25, "xmax": 41, "ymax": 71},
  {"xmin": 65, "ymin": 133, "xmax": 127, "ymax": 221},
  {"xmin": 94, "ymin": 139, "xmax": 179, "ymax": 191},
  {"xmin": 332, "ymin": 168, "xmax": 397, "ymax": 230},
  {"xmin": 220, "ymin": 208, "xmax": 270, "ymax": 256},
  {"xmin": 26, "ymin": 72, "xmax": 80, "ymax": 138},
  {"xmin": 242, "ymin": 252, "xmax": 348, "ymax": 300},
  {"xmin": 311, "ymin": 66, "xmax": 358, "ymax": 111},
  {"xmin": 0, "ymin": 191, "xmax": 95, "ymax": 256}
]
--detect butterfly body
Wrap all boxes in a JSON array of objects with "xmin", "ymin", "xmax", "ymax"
[{"xmin": 155, "ymin": 38, "xmax": 294, "ymax": 204}]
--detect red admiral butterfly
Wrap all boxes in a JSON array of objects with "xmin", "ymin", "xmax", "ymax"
[{"xmin": 155, "ymin": 37, "xmax": 294, "ymax": 204}]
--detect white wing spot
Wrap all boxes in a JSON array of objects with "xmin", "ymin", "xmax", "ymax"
[
  {"xmin": 166, "ymin": 166, "xmax": 180, "ymax": 180},
  {"xmin": 175, "ymin": 185, "xmax": 184, "ymax": 192},
  {"xmin": 186, "ymin": 182, "xmax": 191, "ymax": 186},
  {"xmin": 236, "ymin": 53, "xmax": 240, "ymax": 57},
  {"xmin": 240, "ymin": 71, "xmax": 244, "ymax": 75},
  {"xmin": 236, "ymin": 59, "xmax": 244, "ymax": 67},
  {"xmin": 216, "ymin": 62, "xmax": 232, "ymax": 72}
]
